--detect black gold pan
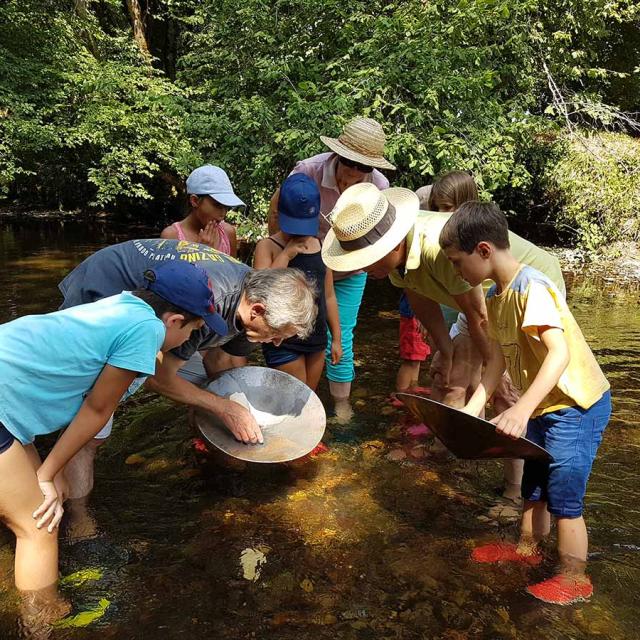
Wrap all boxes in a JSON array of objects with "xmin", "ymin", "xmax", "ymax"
[{"xmin": 397, "ymin": 394, "xmax": 553, "ymax": 462}]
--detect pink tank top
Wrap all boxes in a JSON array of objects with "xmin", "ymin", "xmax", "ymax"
[{"xmin": 173, "ymin": 221, "xmax": 231, "ymax": 255}]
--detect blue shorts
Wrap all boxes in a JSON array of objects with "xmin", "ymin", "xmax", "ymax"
[
  {"xmin": 522, "ymin": 390, "xmax": 611, "ymax": 518},
  {"xmin": 262, "ymin": 344, "xmax": 325, "ymax": 367},
  {"xmin": 0, "ymin": 422, "xmax": 15, "ymax": 454}
]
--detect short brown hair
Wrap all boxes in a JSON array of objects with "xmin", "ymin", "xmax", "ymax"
[
  {"xmin": 428, "ymin": 171, "xmax": 478, "ymax": 212},
  {"xmin": 439, "ymin": 201, "xmax": 510, "ymax": 253}
]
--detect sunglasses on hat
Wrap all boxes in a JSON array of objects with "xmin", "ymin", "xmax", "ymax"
[{"xmin": 338, "ymin": 156, "xmax": 374, "ymax": 174}]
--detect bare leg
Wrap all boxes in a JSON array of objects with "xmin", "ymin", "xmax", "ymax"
[
  {"xmin": 396, "ymin": 360, "xmax": 421, "ymax": 392},
  {"xmin": 492, "ymin": 372, "xmax": 525, "ymax": 500},
  {"xmin": 557, "ymin": 516, "xmax": 589, "ymax": 578},
  {"xmin": 305, "ymin": 351, "xmax": 326, "ymax": 392},
  {"xmin": 329, "ymin": 381, "xmax": 354, "ymax": 424},
  {"xmin": 64, "ymin": 437, "xmax": 104, "ymax": 500},
  {"xmin": 274, "ymin": 355, "xmax": 307, "ymax": 385},
  {"xmin": 0, "ymin": 441, "xmax": 60, "ymax": 592},
  {"xmin": 432, "ymin": 334, "xmax": 481, "ymax": 408},
  {"xmin": 518, "ymin": 499, "xmax": 551, "ymax": 556}
]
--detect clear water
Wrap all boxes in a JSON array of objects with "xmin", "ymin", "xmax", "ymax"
[{"xmin": 0, "ymin": 215, "xmax": 639, "ymax": 639}]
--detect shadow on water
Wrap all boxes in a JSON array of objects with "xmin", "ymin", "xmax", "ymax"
[{"xmin": 0, "ymin": 216, "xmax": 639, "ymax": 639}]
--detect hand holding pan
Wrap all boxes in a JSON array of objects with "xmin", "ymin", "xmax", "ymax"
[
  {"xmin": 193, "ymin": 366, "xmax": 326, "ymax": 463},
  {"xmin": 397, "ymin": 394, "xmax": 553, "ymax": 461}
]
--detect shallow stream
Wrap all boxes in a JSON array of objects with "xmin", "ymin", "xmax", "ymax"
[{"xmin": 0, "ymin": 216, "xmax": 639, "ymax": 639}]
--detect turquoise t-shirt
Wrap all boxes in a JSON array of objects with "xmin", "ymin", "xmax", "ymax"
[{"xmin": 0, "ymin": 292, "xmax": 165, "ymax": 444}]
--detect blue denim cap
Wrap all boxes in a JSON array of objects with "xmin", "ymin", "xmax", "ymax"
[
  {"xmin": 186, "ymin": 165, "xmax": 245, "ymax": 208},
  {"xmin": 278, "ymin": 174, "xmax": 321, "ymax": 236},
  {"xmin": 144, "ymin": 260, "xmax": 228, "ymax": 336}
]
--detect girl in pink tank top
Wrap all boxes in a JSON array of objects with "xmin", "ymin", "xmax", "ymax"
[{"xmin": 161, "ymin": 196, "xmax": 236, "ymax": 256}]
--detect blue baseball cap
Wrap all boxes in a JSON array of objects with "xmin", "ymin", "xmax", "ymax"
[
  {"xmin": 278, "ymin": 174, "xmax": 321, "ymax": 236},
  {"xmin": 144, "ymin": 260, "xmax": 228, "ymax": 337},
  {"xmin": 186, "ymin": 165, "xmax": 246, "ymax": 209}
]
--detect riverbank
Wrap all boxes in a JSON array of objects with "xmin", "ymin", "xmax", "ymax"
[
  {"xmin": 2, "ymin": 205, "xmax": 639, "ymax": 287},
  {"xmin": 553, "ymin": 241, "xmax": 640, "ymax": 289}
]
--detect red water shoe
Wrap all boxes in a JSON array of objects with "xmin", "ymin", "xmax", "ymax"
[
  {"xmin": 309, "ymin": 442, "xmax": 329, "ymax": 457},
  {"xmin": 407, "ymin": 386, "xmax": 432, "ymax": 396},
  {"xmin": 526, "ymin": 574, "xmax": 593, "ymax": 605},
  {"xmin": 471, "ymin": 542, "xmax": 543, "ymax": 566},
  {"xmin": 192, "ymin": 438, "xmax": 209, "ymax": 453}
]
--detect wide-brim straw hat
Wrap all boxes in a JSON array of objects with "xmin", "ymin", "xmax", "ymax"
[
  {"xmin": 322, "ymin": 183, "xmax": 419, "ymax": 272},
  {"xmin": 320, "ymin": 117, "xmax": 396, "ymax": 170}
]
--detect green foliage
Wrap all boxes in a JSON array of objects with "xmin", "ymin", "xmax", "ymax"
[
  {"xmin": 0, "ymin": 0, "xmax": 638, "ymax": 242},
  {"xmin": 0, "ymin": 0, "xmax": 198, "ymax": 207},
  {"xmin": 542, "ymin": 132, "xmax": 640, "ymax": 250},
  {"xmin": 178, "ymin": 0, "xmax": 638, "ymax": 232}
]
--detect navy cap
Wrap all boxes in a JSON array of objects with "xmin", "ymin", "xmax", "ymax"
[
  {"xmin": 144, "ymin": 260, "xmax": 228, "ymax": 337},
  {"xmin": 278, "ymin": 174, "xmax": 321, "ymax": 236}
]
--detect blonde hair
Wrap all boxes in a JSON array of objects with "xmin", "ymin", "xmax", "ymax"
[{"xmin": 428, "ymin": 171, "xmax": 478, "ymax": 212}]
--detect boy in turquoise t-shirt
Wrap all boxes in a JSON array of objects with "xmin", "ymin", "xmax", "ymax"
[
  {"xmin": 439, "ymin": 202, "xmax": 611, "ymax": 605},
  {"xmin": 0, "ymin": 260, "xmax": 227, "ymax": 608}
]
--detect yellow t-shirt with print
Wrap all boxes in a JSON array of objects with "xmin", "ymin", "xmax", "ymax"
[
  {"xmin": 389, "ymin": 212, "xmax": 566, "ymax": 307},
  {"xmin": 487, "ymin": 265, "xmax": 609, "ymax": 415}
]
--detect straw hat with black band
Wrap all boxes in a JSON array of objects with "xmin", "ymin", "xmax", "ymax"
[
  {"xmin": 320, "ymin": 117, "xmax": 396, "ymax": 171},
  {"xmin": 322, "ymin": 183, "xmax": 419, "ymax": 272}
]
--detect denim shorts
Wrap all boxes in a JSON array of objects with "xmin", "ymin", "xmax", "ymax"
[
  {"xmin": 522, "ymin": 390, "xmax": 611, "ymax": 518},
  {"xmin": 0, "ymin": 421, "xmax": 15, "ymax": 454}
]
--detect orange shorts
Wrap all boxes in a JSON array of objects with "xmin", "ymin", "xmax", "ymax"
[{"xmin": 399, "ymin": 316, "xmax": 430, "ymax": 361}]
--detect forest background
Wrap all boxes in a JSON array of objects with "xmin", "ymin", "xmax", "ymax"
[{"xmin": 1, "ymin": 0, "xmax": 639, "ymax": 251}]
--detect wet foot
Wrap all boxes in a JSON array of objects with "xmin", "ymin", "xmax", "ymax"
[
  {"xmin": 19, "ymin": 586, "xmax": 72, "ymax": 637},
  {"xmin": 501, "ymin": 482, "xmax": 523, "ymax": 504},
  {"xmin": 405, "ymin": 423, "xmax": 431, "ymax": 438},
  {"xmin": 333, "ymin": 400, "xmax": 354, "ymax": 425},
  {"xmin": 526, "ymin": 574, "xmax": 593, "ymax": 605},
  {"xmin": 471, "ymin": 542, "xmax": 543, "ymax": 566}
]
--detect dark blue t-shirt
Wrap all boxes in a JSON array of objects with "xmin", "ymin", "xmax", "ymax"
[{"xmin": 59, "ymin": 239, "xmax": 254, "ymax": 360}]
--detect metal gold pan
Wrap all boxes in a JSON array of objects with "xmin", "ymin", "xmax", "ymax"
[
  {"xmin": 194, "ymin": 366, "xmax": 326, "ymax": 463},
  {"xmin": 397, "ymin": 393, "xmax": 553, "ymax": 462}
]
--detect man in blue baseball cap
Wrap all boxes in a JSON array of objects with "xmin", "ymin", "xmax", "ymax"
[
  {"xmin": 0, "ymin": 260, "xmax": 218, "ymax": 597},
  {"xmin": 57, "ymin": 239, "xmax": 319, "ymax": 501}
]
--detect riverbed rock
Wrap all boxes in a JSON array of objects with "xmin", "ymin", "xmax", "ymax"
[{"xmin": 386, "ymin": 449, "xmax": 407, "ymax": 462}]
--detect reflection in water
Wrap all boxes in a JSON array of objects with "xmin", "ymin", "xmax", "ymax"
[{"xmin": 0, "ymin": 216, "xmax": 639, "ymax": 638}]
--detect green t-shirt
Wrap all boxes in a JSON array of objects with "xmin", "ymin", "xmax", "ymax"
[{"xmin": 389, "ymin": 211, "xmax": 566, "ymax": 304}]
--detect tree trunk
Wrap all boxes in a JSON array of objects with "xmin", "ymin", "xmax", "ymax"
[
  {"xmin": 126, "ymin": 0, "xmax": 150, "ymax": 58},
  {"xmin": 73, "ymin": 0, "xmax": 99, "ymax": 58}
]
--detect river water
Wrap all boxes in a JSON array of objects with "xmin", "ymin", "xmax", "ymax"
[{"xmin": 0, "ymin": 215, "xmax": 639, "ymax": 639}]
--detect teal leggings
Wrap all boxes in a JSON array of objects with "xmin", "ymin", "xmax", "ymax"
[{"xmin": 325, "ymin": 271, "xmax": 368, "ymax": 383}]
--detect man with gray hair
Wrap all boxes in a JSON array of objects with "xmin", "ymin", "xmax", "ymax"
[{"xmin": 57, "ymin": 239, "xmax": 317, "ymax": 497}]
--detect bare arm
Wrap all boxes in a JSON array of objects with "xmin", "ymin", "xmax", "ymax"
[
  {"xmin": 160, "ymin": 224, "xmax": 179, "ymax": 240},
  {"xmin": 464, "ymin": 339, "xmax": 506, "ymax": 417},
  {"xmin": 225, "ymin": 223, "xmax": 238, "ymax": 258},
  {"xmin": 38, "ymin": 365, "xmax": 137, "ymax": 482},
  {"xmin": 452, "ymin": 286, "xmax": 491, "ymax": 363},
  {"xmin": 325, "ymin": 269, "xmax": 342, "ymax": 364},
  {"xmin": 253, "ymin": 238, "xmax": 278, "ymax": 269},
  {"xmin": 144, "ymin": 351, "xmax": 263, "ymax": 444},
  {"xmin": 267, "ymin": 188, "xmax": 280, "ymax": 236},
  {"xmin": 404, "ymin": 289, "xmax": 453, "ymax": 385},
  {"xmin": 492, "ymin": 327, "xmax": 569, "ymax": 439}
]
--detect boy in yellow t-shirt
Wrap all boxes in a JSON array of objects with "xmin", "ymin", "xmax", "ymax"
[{"xmin": 439, "ymin": 201, "xmax": 611, "ymax": 606}]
